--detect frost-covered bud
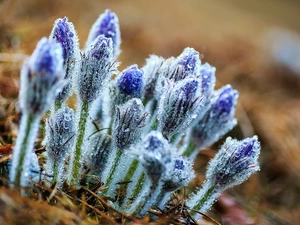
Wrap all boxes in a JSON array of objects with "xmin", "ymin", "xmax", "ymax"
[
  {"xmin": 50, "ymin": 17, "xmax": 79, "ymax": 103},
  {"xmin": 77, "ymin": 35, "xmax": 114, "ymax": 103},
  {"xmin": 113, "ymin": 98, "xmax": 149, "ymax": 150},
  {"xmin": 199, "ymin": 63, "xmax": 216, "ymax": 97},
  {"xmin": 45, "ymin": 106, "xmax": 75, "ymax": 162},
  {"xmin": 176, "ymin": 47, "xmax": 201, "ymax": 79},
  {"xmin": 142, "ymin": 55, "xmax": 165, "ymax": 100},
  {"xmin": 86, "ymin": 9, "xmax": 121, "ymax": 59},
  {"xmin": 20, "ymin": 37, "xmax": 65, "ymax": 115},
  {"xmin": 206, "ymin": 136, "xmax": 260, "ymax": 190},
  {"xmin": 116, "ymin": 64, "xmax": 144, "ymax": 98},
  {"xmin": 162, "ymin": 156, "xmax": 195, "ymax": 192},
  {"xmin": 192, "ymin": 85, "xmax": 238, "ymax": 150},
  {"xmin": 158, "ymin": 78, "xmax": 203, "ymax": 139},
  {"xmin": 139, "ymin": 131, "xmax": 172, "ymax": 184},
  {"xmin": 45, "ymin": 106, "xmax": 75, "ymax": 183}
]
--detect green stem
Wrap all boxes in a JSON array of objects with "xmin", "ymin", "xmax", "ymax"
[
  {"xmin": 69, "ymin": 100, "xmax": 89, "ymax": 187},
  {"xmin": 119, "ymin": 159, "xmax": 139, "ymax": 198},
  {"xmin": 54, "ymin": 101, "xmax": 63, "ymax": 112},
  {"xmin": 190, "ymin": 184, "xmax": 217, "ymax": 216},
  {"xmin": 52, "ymin": 162, "xmax": 59, "ymax": 184},
  {"xmin": 11, "ymin": 113, "xmax": 39, "ymax": 188},
  {"xmin": 102, "ymin": 149, "xmax": 123, "ymax": 195},
  {"xmin": 131, "ymin": 172, "xmax": 146, "ymax": 201},
  {"xmin": 182, "ymin": 140, "xmax": 196, "ymax": 158}
]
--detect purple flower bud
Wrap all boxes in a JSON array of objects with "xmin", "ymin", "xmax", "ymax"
[
  {"xmin": 113, "ymin": 98, "xmax": 149, "ymax": 150},
  {"xmin": 117, "ymin": 65, "xmax": 144, "ymax": 97},
  {"xmin": 50, "ymin": 17, "xmax": 79, "ymax": 103},
  {"xmin": 50, "ymin": 17, "xmax": 79, "ymax": 65},
  {"xmin": 199, "ymin": 63, "xmax": 216, "ymax": 96},
  {"xmin": 86, "ymin": 9, "xmax": 121, "ymax": 59},
  {"xmin": 191, "ymin": 85, "xmax": 238, "ymax": 153},
  {"xmin": 139, "ymin": 131, "xmax": 172, "ymax": 183},
  {"xmin": 20, "ymin": 37, "xmax": 65, "ymax": 115},
  {"xmin": 212, "ymin": 85, "xmax": 238, "ymax": 121},
  {"xmin": 176, "ymin": 47, "xmax": 201, "ymax": 79},
  {"xmin": 45, "ymin": 106, "xmax": 75, "ymax": 161},
  {"xmin": 77, "ymin": 35, "xmax": 114, "ymax": 103},
  {"xmin": 162, "ymin": 156, "xmax": 195, "ymax": 192},
  {"xmin": 158, "ymin": 78, "xmax": 203, "ymax": 139},
  {"xmin": 206, "ymin": 136, "xmax": 260, "ymax": 190}
]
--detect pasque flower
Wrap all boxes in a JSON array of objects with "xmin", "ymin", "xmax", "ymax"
[
  {"xmin": 187, "ymin": 136, "xmax": 260, "ymax": 219},
  {"xmin": 86, "ymin": 9, "xmax": 121, "ymax": 59},
  {"xmin": 10, "ymin": 38, "xmax": 65, "ymax": 188},
  {"xmin": 50, "ymin": 17, "xmax": 79, "ymax": 106}
]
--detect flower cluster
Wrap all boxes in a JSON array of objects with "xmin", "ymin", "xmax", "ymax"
[{"xmin": 10, "ymin": 9, "xmax": 261, "ymax": 221}]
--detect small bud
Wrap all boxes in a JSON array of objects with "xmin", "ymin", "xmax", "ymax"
[
  {"xmin": 45, "ymin": 106, "xmax": 75, "ymax": 162},
  {"xmin": 138, "ymin": 131, "xmax": 172, "ymax": 184},
  {"xmin": 162, "ymin": 156, "xmax": 195, "ymax": 192},
  {"xmin": 112, "ymin": 98, "xmax": 149, "ymax": 150},
  {"xmin": 20, "ymin": 37, "xmax": 65, "ymax": 115},
  {"xmin": 192, "ymin": 85, "xmax": 238, "ymax": 151},
  {"xmin": 77, "ymin": 35, "xmax": 114, "ymax": 103},
  {"xmin": 199, "ymin": 63, "xmax": 216, "ymax": 97},
  {"xmin": 50, "ymin": 17, "xmax": 80, "ymax": 103},
  {"xmin": 86, "ymin": 9, "xmax": 121, "ymax": 59},
  {"xmin": 206, "ymin": 136, "xmax": 260, "ymax": 190},
  {"xmin": 142, "ymin": 55, "xmax": 165, "ymax": 100},
  {"xmin": 45, "ymin": 106, "xmax": 75, "ymax": 182},
  {"xmin": 157, "ymin": 78, "xmax": 203, "ymax": 139},
  {"xmin": 116, "ymin": 64, "xmax": 144, "ymax": 98},
  {"xmin": 176, "ymin": 47, "xmax": 201, "ymax": 79}
]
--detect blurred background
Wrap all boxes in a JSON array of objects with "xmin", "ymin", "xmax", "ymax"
[{"xmin": 0, "ymin": 0, "xmax": 300, "ymax": 224}]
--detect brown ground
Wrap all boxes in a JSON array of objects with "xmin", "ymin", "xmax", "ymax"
[{"xmin": 0, "ymin": 0, "xmax": 300, "ymax": 224}]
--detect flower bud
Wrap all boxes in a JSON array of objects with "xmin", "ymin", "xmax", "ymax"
[
  {"xmin": 157, "ymin": 78, "xmax": 203, "ymax": 139},
  {"xmin": 192, "ymin": 85, "xmax": 238, "ymax": 151},
  {"xmin": 50, "ymin": 17, "xmax": 79, "ymax": 103},
  {"xmin": 77, "ymin": 35, "xmax": 114, "ymax": 103},
  {"xmin": 138, "ymin": 131, "xmax": 172, "ymax": 184},
  {"xmin": 112, "ymin": 98, "xmax": 149, "ymax": 150},
  {"xmin": 176, "ymin": 47, "xmax": 201, "ymax": 80},
  {"xmin": 116, "ymin": 64, "xmax": 144, "ymax": 98},
  {"xmin": 20, "ymin": 37, "xmax": 65, "ymax": 115},
  {"xmin": 86, "ymin": 9, "xmax": 121, "ymax": 59},
  {"xmin": 206, "ymin": 136, "xmax": 260, "ymax": 190},
  {"xmin": 162, "ymin": 156, "xmax": 195, "ymax": 192}
]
